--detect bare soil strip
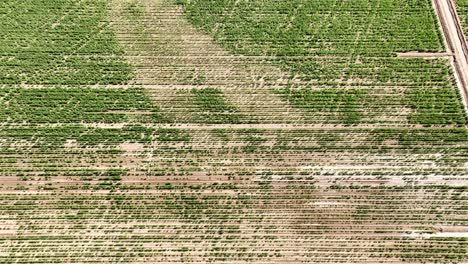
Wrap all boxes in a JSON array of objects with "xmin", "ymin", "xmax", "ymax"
[
  {"xmin": 433, "ymin": 0, "xmax": 468, "ymax": 110},
  {"xmin": 396, "ymin": 52, "xmax": 452, "ymax": 58}
]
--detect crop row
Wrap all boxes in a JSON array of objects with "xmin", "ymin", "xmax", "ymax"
[
  {"xmin": 457, "ymin": 0, "xmax": 468, "ymax": 37},
  {"xmin": 0, "ymin": 126, "xmax": 466, "ymax": 182},
  {"xmin": 0, "ymin": 182, "xmax": 465, "ymax": 263},
  {"xmin": 179, "ymin": 0, "xmax": 444, "ymax": 56},
  {"xmin": 0, "ymin": 0, "xmax": 131, "ymax": 85}
]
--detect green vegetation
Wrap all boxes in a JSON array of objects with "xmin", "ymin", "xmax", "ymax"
[
  {"xmin": 370, "ymin": 128, "xmax": 468, "ymax": 145},
  {"xmin": 179, "ymin": 0, "xmax": 443, "ymax": 56},
  {"xmin": 79, "ymin": 125, "xmax": 154, "ymax": 145},
  {"xmin": 0, "ymin": 0, "xmax": 466, "ymax": 263},
  {"xmin": 0, "ymin": 0, "xmax": 131, "ymax": 84},
  {"xmin": 0, "ymin": 87, "xmax": 166, "ymax": 123},
  {"xmin": 157, "ymin": 128, "xmax": 191, "ymax": 142},
  {"xmin": 212, "ymin": 128, "xmax": 230, "ymax": 141},
  {"xmin": 191, "ymin": 88, "xmax": 242, "ymax": 123},
  {"xmin": 123, "ymin": 0, "xmax": 145, "ymax": 20},
  {"xmin": 0, "ymin": 125, "xmax": 154, "ymax": 148},
  {"xmin": 193, "ymin": 88, "xmax": 235, "ymax": 112},
  {"xmin": 178, "ymin": 0, "xmax": 467, "ymax": 126},
  {"xmin": 457, "ymin": 0, "xmax": 468, "ymax": 37},
  {"xmin": 408, "ymin": 88, "xmax": 466, "ymax": 125},
  {"xmin": 280, "ymin": 88, "xmax": 366, "ymax": 124}
]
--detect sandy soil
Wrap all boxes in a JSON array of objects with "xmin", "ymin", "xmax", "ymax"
[{"xmin": 396, "ymin": 52, "xmax": 452, "ymax": 58}]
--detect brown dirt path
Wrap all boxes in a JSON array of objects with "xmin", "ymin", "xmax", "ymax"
[{"xmin": 396, "ymin": 52, "xmax": 452, "ymax": 58}]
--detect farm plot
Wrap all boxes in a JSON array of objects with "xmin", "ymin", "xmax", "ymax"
[
  {"xmin": 0, "ymin": 86, "xmax": 167, "ymax": 123},
  {"xmin": 0, "ymin": 126, "xmax": 467, "ymax": 262},
  {"xmin": 0, "ymin": 0, "xmax": 132, "ymax": 85},
  {"xmin": 458, "ymin": 0, "xmax": 468, "ymax": 37},
  {"xmin": 177, "ymin": 0, "xmax": 467, "ymax": 125},
  {"xmin": 0, "ymin": 0, "xmax": 467, "ymax": 263}
]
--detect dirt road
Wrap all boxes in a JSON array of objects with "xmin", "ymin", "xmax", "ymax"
[{"xmin": 433, "ymin": 0, "xmax": 468, "ymax": 110}]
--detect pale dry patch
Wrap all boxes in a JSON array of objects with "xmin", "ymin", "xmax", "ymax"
[
  {"xmin": 405, "ymin": 231, "xmax": 468, "ymax": 238},
  {"xmin": 110, "ymin": 0, "xmax": 307, "ymax": 124},
  {"xmin": 64, "ymin": 139, "xmax": 78, "ymax": 149},
  {"xmin": 0, "ymin": 220, "xmax": 18, "ymax": 236},
  {"xmin": 119, "ymin": 142, "xmax": 145, "ymax": 152},
  {"xmin": 396, "ymin": 51, "xmax": 452, "ymax": 58}
]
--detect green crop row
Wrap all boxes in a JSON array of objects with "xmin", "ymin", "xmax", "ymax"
[
  {"xmin": 0, "ymin": 0, "xmax": 131, "ymax": 85},
  {"xmin": 179, "ymin": 0, "xmax": 443, "ymax": 56},
  {"xmin": 279, "ymin": 88, "xmax": 366, "ymax": 124},
  {"xmin": 191, "ymin": 88, "xmax": 243, "ymax": 123},
  {"xmin": 457, "ymin": 0, "xmax": 468, "ymax": 37},
  {"xmin": 0, "ymin": 87, "xmax": 168, "ymax": 123},
  {"xmin": 0, "ymin": 125, "xmax": 194, "ymax": 149},
  {"xmin": 178, "ymin": 0, "xmax": 467, "ymax": 126}
]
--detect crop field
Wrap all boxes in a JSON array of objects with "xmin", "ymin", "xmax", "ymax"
[
  {"xmin": 458, "ymin": 0, "xmax": 468, "ymax": 36},
  {"xmin": 0, "ymin": 0, "xmax": 467, "ymax": 263}
]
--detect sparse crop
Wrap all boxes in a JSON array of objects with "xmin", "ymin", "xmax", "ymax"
[{"xmin": 0, "ymin": 0, "xmax": 466, "ymax": 263}]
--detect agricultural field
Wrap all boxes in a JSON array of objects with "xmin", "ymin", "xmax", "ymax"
[
  {"xmin": 458, "ymin": 0, "xmax": 468, "ymax": 36},
  {"xmin": 0, "ymin": 0, "xmax": 467, "ymax": 263}
]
